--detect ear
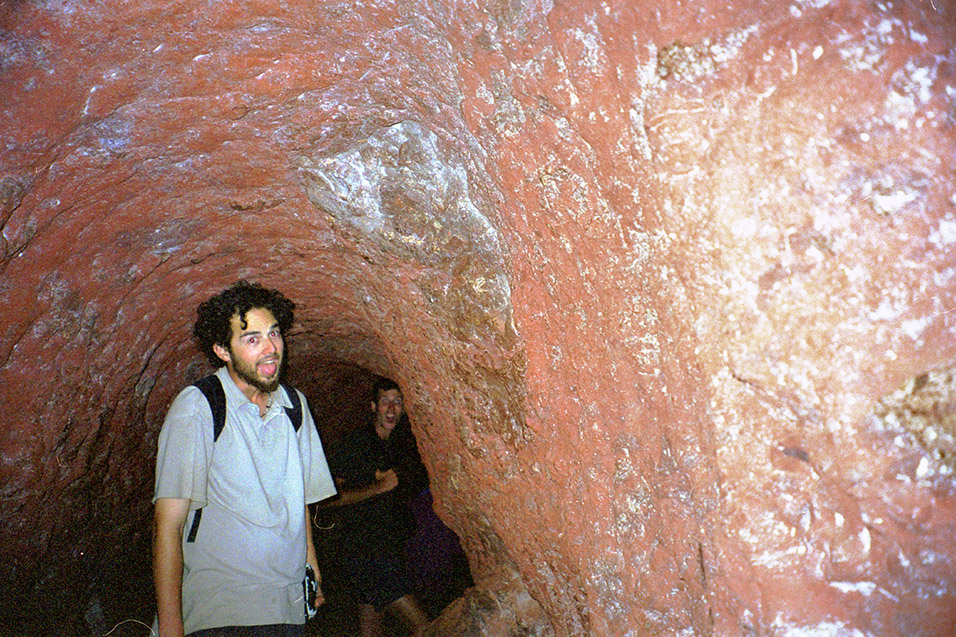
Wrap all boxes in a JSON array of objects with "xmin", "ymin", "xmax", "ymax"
[
  {"xmin": 370, "ymin": 400, "xmax": 377, "ymax": 412},
  {"xmin": 213, "ymin": 343, "xmax": 231, "ymax": 364}
]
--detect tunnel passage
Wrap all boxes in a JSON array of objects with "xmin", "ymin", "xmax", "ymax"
[{"xmin": 3, "ymin": 0, "xmax": 956, "ymax": 635}]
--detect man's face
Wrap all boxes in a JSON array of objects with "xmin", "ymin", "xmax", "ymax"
[
  {"xmin": 372, "ymin": 388, "xmax": 404, "ymax": 439},
  {"xmin": 214, "ymin": 307, "xmax": 284, "ymax": 395}
]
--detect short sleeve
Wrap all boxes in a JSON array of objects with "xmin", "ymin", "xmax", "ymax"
[
  {"xmin": 153, "ymin": 386, "xmax": 214, "ymax": 510},
  {"xmin": 296, "ymin": 391, "xmax": 337, "ymax": 504}
]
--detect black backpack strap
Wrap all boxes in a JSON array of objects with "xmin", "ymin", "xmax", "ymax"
[
  {"xmin": 184, "ymin": 378, "xmax": 301, "ymax": 544},
  {"xmin": 282, "ymin": 383, "xmax": 302, "ymax": 432},
  {"xmin": 184, "ymin": 375, "xmax": 226, "ymax": 543},
  {"xmin": 185, "ymin": 508, "xmax": 202, "ymax": 543},
  {"xmin": 193, "ymin": 375, "xmax": 227, "ymax": 442}
]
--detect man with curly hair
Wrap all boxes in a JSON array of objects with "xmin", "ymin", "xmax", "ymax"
[{"xmin": 152, "ymin": 281, "xmax": 336, "ymax": 637}]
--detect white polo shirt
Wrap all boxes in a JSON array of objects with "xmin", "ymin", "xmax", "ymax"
[{"xmin": 154, "ymin": 366, "xmax": 336, "ymax": 634}]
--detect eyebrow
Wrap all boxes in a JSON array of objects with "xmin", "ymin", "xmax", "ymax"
[{"xmin": 240, "ymin": 323, "xmax": 280, "ymax": 338}]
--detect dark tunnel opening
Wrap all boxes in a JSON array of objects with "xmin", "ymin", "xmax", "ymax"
[
  {"xmin": 297, "ymin": 362, "xmax": 475, "ymax": 636},
  {"xmin": 287, "ymin": 356, "xmax": 476, "ymax": 636}
]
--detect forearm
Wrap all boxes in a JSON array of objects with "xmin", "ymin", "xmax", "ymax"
[
  {"xmin": 326, "ymin": 469, "xmax": 397, "ymax": 507},
  {"xmin": 327, "ymin": 482, "xmax": 382, "ymax": 506},
  {"xmin": 305, "ymin": 505, "xmax": 319, "ymax": 574},
  {"xmin": 153, "ymin": 501, "xmax": 188, "ymax": 637},
  {"xmin": 153, "ymin": 528, "xmax": 184, "ymax": 636},
  {"xmin": 304, "ymin": 505, "xmax": 325, "ymax": 608}
]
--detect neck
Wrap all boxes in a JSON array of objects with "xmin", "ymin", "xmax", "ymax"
[
  {"xmin": 250, "ymin": 390, "xmax": 272, "ymax": 416},
  {"xmin": 226, "ymin": 368, "xmax": 272, "ymax": 415}
]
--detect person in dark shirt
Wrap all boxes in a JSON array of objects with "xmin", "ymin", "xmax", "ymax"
[{"xmin": 327, "ymin": 378, "xmax": 429, "ymax": 636}]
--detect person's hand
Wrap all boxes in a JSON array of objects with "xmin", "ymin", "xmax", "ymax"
[{"xmin": 374, "ymin": 468, "xmax": 399, "ymax": 494}]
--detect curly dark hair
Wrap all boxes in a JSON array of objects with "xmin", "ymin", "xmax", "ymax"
[{"xmin": 193, "ymin": 280, "xmax": 296, "ymax": 367}]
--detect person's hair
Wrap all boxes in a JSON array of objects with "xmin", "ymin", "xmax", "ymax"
[
  {"xmin": 372, "ymin": 377, "xmax": 401, "ymax": 402},
  {"xmin": 193, "ymin": 280, "xmax": 295, "ymax": 367}
]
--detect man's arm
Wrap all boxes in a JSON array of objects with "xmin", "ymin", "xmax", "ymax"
[
  {"xmin": 153, "ymin": 498, "xmax": 190, "ymax": 637},
  {"xmin": 304, "ymin": 505, "xmax": 325, "ymax": 608},
  {"xmin": 324, "ymin": 469, "xmax": 398, "ymax": 507}
]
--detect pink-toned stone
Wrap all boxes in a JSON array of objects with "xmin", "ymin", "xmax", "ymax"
[{"xmin": 1, "ymin": 0, "xmax": 954, "ymax": 634}]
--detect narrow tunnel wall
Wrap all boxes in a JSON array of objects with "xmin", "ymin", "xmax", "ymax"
[{"xmin": 2, "ymin": 0, "xmax": 956, "ymax": 635}]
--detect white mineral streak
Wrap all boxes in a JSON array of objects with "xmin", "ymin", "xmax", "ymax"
[
  {"xmin": 298, "ymin": 121, "xmax": 515, "ymax": 340},
  {"xmin": 300, "ymin": 121, "xmax": 502, "ymax": 257},
  {"xmin": 573, "ymin": 14, "xmax": 608, "ymax": 74},
  {"xmin": 829, "ymin": 581, "xmax": 877, "ymax": 595},
  {"xmin": 710, "ymin": 24, "xmax": 759, "ymax": 64},
  {"xmin": 771, "ymin": 616, "xmax": 867, "ymax": 637},
  {"xmin": 929, "ymin": 218, "xmax": 956, "ymax": 249},
  {"xmin": 859, "ymin": 527, "xmax": 871, "ymax": 555}
]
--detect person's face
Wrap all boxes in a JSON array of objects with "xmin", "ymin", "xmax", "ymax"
[
  {"xmin": 213, "ymin": 307, "xmax": 284, "ymax": 395},
  {"xmin": 372, "ymin": 388, "xmax": 404, "ymax": 439}
]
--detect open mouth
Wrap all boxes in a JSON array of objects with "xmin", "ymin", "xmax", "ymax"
[{"xmin": 258, "ymin": 360, "xmax": 279, "ymax": 377}]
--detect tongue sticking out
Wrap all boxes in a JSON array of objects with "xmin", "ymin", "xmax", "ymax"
[{"xmin": 259, "ymin": 361, "xmax": 278, "ymax": 377}]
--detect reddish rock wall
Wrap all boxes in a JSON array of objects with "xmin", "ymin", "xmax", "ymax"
[{"xmin": 1, "ymin": 0, "xmax": 954, "ymax": 634}]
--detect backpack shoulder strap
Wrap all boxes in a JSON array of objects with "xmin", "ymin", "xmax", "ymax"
[
  {"xmin": 193, "ymin": 374, "xmax": 227, "ymax": 442},
  {"xmin": 281, "ymin": 383, "xmax": 303, "ymax": 432},
  {"xmin": 184, "ymin": 374, "xmax": 226, "ymax": 544},
  {"xmin": 184, "ymin": 378, "xmax": 301, "ymax": 544}
]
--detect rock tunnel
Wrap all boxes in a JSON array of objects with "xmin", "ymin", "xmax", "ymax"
[{"xmin": 2, "ymin": 0, "xmax": 956, "ymax": 634}]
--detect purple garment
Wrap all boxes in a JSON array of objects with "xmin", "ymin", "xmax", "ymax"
[{"xmin": 404, "ymin": 488, "xmax": 472, "ymax": 602}]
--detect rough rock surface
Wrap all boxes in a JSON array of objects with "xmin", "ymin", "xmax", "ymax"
[{"xmin": 1, "ymin": 0, "xmax": 955, "ymax": 634}]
